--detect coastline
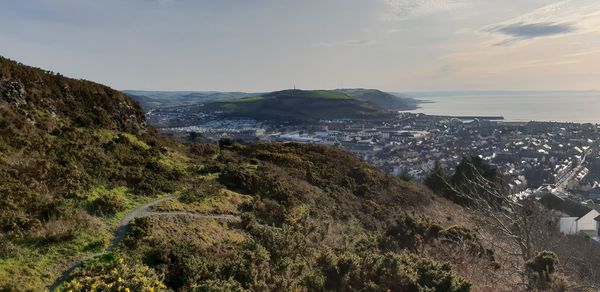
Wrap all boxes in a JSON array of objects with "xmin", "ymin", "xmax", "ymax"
[{"xmin": 399, "ymin": 93, "xmax": 600, "ymax": 124}]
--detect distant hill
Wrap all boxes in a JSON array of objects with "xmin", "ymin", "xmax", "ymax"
[
  {"xmin": 124, "ymin": 90, "xmax": 254, "ymax": 111},
  {"xmin": 202, "ymin": 89, "xmax": 395, "ymax": 122},
  {"xmin": 125, "ymin": 88, "xmax": 419, "ymax": 115},
  {"xmin": 335, "ymin": 88, "xmax": 419, "ymax": 110}
]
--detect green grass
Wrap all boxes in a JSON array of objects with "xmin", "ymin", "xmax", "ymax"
[
  {"xmin": 0, "ymin": 186, "xmax": 172, "ymax": 290},
  {"xmin": 120, "ymin": 133, "xmax": 150, "ymax": 150},
  {"xmin": 310, "ymin": 90, "xmax": 352, "ymax": 100},
  {"xmin": 86, "ymin": 185, "xmax": 129, "ymax": 200},
  {"xmin": 0, "ymin": 217, "xmax": 113, "ymax": 291},
  {"xmin": 241, "ymin": 163, "xmax": 258, "ymax": 170},
  {"xmin": 201, "ymin": 172, "xmax": 221, "ymax": 180},
  {"xmin": 93, "ymin": 129, "xmax": 119, "ymax": 143},
  {"xmin": 230, "ymin": 95, "xmax": 265, "ymax": 103},
  {"xmin": 158, "ymin": 148, "xmax": 191, "ymax": 173}
]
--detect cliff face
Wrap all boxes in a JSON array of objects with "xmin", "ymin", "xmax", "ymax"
[{"xmin": 0, "ymin": 56, "xmax": 147, "ymax": 134}]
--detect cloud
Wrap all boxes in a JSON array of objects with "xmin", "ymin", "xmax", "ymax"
[
  {"xmin": 383, "ymin": 0, "xmax": 466, "ymax": 20},
  {"xmin": 492, "ymin": 22, "xmax": 575, "ymax": 38},
  {"xmin": 314, "ymin": 39, "xmax": 375, "ymax": 47},
  {"xmin": 483, "ymin": 0, "xmax": 600, "ymax": 45},
  {"xmin": 488, "ymin": 22, "xmax": 575, "ymax": 45}
]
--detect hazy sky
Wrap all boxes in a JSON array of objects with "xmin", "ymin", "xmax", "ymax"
[{"xmin": 2, "ymin": 0, "xmax": 600, "ymax": 92}]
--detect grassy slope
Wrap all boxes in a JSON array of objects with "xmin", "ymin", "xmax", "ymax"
[
  {"xmin": 336, "ymin": 88, "xmax": 419, "ymax": 110},
  {"xmin": 205, "ymin": 89, "xmax": 393, "ymax": 121}
]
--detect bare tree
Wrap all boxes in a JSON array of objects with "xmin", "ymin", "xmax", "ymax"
[{"xmin": 436, "ymin": 158, "xmax": 556, "ymax": 289}]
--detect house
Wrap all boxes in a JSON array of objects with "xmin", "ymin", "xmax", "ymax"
[{"xmin": 539, "ymin": 193, "xmax": 600, "ymax": 237}]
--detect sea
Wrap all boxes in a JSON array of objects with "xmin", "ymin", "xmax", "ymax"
[{"xmin": 401, "ymin": 91, "xmax": 600, "ymax": 124}]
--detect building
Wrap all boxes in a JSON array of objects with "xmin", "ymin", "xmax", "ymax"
[{"xmin": 540, "ymin": 193, "xmax": 600, "ymax": 237}]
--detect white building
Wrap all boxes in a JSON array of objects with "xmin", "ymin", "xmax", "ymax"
[{"xmin": 540, "ymin": 193, "xmax": 600, "ymax": 237}]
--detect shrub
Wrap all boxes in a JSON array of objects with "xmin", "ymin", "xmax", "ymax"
[
  {"xmin": 0, "ymin": 235, "xmax": 19, "ymax": 258},
  {"xmin": 425, "ymin": 161, "xmax": 449, "ymax": 195},
  {"xmin": 189, "ymin": 143, "xmax": 219, "ymax": 157},
  {"xmin": 32, "ymin": 218, "xmax": 78, "ymax": 243},
  {"xmin": 398, "ymin": 170, "xmax": 414, "ymax": 182},
  {"xmin": 90, "ymin": 192, "xmax": 127, "ymax": 216},
  {"xmin": 380, "ymin": 214, "xmax": 442, "ymax": 252},
  {"xmin": 191, "ymin": 279, "xmax": 246, "ymax": 292},
  {"xmin": 63, "ymin": 256, "xmax": 167, "ymax": 291},
  {"xmin": 0, "ymin": 213, "xmax": 41, "ymax": 235},
  {"xmin": 218, "ymin": 138, "xmax": 235, "ymax": 148},
  {"xmin": 179, "ymin": 180, "xmax": 223, "ymax": 204},
  {"xmin": 526, "ymin": 250, "xmax": 559, "ymax": 288},
  {"xmin": 311, "ymin": 251, "xmax": 471, "ymax": 292}
]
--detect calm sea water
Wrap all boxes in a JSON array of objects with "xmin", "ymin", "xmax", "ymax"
[{"xmin": 402, "ymin": 91, "xmax": 600, "ymax": 124}]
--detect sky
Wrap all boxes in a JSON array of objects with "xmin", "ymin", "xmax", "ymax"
[{"xmin": 1, "ymin": 0, "xmax": 600, "ymax": 92}]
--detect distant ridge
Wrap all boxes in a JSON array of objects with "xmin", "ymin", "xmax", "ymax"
[
  {"xmin": 201, "ymin": 89, "xmax": 395, "ymax": 122},
  {"xmin": 124, "ymin": 90, "xmax": 254, "ymax": 111},
  {"xmin": 126, "ymin": 88, "xmax": 418, "ymax": 112},
  {"xmin": 128, "ymin": 88, "xmax": 418, "ymax": 125}
]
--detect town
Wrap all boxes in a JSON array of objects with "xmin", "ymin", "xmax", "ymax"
[
  {"xmin": 153, "ymin": 112, "xmax": 598, "ymax": 191},
  {"xmin": 151, "ymin": 109, "xmax": 600, "ymax": 239}
]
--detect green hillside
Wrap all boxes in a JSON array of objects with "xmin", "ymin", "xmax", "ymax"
[
  {"xmin": 125, "ymin": 88, "xmax": 419, "ymax": 116},
  {"xmin": 336, "ymin": 88, "xmax": 419, "ymax": 110},
  {"xmin": 204, "ymin": 89, "xmax": 394, "ymax": 121}
]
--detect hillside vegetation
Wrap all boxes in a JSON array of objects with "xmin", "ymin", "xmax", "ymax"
[
  {"xmin": 0, "ymin": 56, "xmax": 194, "ymax": 290},
  {"xmin": 1, "ymin": 56, "xmax": 598, "ymax": 291},
  {"xmin": 63, "ymin": 142, "xmax": 500, "ymax": 291}
]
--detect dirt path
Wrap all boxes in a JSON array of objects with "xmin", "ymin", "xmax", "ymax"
[
  {"xmin": 108, "ymin": 194, "xmax": 177, "ymax": 251},
  {"xmin": 48, "ymin": 195, "xmax": 240, "ymax": 291}
]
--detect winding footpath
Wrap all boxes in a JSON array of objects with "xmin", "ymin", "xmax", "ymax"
[{"xmin": 48, "ymin": 195, "xmax": 240, "ymax": 291}]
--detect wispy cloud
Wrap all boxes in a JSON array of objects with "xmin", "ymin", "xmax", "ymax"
[
  {"xmin": 383, "ymin": 0, "xmax": 466, "ymax": 20},
  {"xmin": 488, "ymin": 22, "xmax": 576, "ymax": 45},
  {"xmin": 483, "ymin": 0, "xmax": 600, "ymax": 46},
  {"xmin": 314, "ymin": 39, "xmax": 376, "ymax": 47}
]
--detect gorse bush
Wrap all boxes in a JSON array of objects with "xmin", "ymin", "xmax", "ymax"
[
  {"xmin": 90, "ymin": 193, "xmax": 127, "ymax": 216},
  {"xmin": 179, "ymin": 180, "xmax": 223, "ymax": 204},
  {"xmin": 380, "ymin": 214, "xmax": 443, "ymax": 252},
  {"xmin": 63, "ymin": 256, "xmax": 167, "ymax": 291},
  {"xmin": 526, "ymin": 250, "xmax": 559, "ymax": 289},
  {"xmin": 310, "ymin": 251, "xmax": 471, "ymax": 292}
]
